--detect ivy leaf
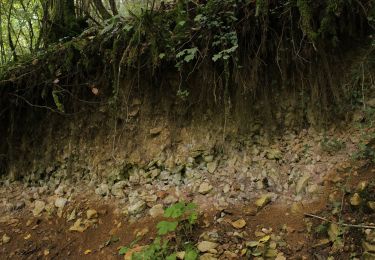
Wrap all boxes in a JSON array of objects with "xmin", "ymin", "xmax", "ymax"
[
  {"xmin": 52, "ymin": 90, "xmax": 65, "ymax": 113},
  {"xmin": 156, "ymin": 221, "xmax": 178, "ymax": 235},
  {"xmin": 178, "ymin": 21, "xmax": 186, "ymax": 26},
  {"xmin": 184, "ymin": 48, "xmax": 198, "ymax": 62},
  {"xmin": 212, "ymin": 53, "xmax": 222, "ymax": 62},
  {"xmin": 176, "ymin": 50, "xmax": 187, "ymax": 59},
  {"xmin": 185, "ymin": 248, "xmax": 198, "ymax": 260},
  {"xmin": 194, "ymin": 14, "xmax": 203, "ymax": 22},
  {"xmin": 188, "ymin": 212, "xmax": 198, "ymax": 225},
  {"xmin": 164, "ymin": 202, "xmax": 185, "ymax": 218},
  {"xmin": 118, "ymin": 246, "xmax": 129, "ymax": 255},
  {"xmin": 186, "ymin": 203, "xmax": 197, "ymax": 211},
  {"xmin": 166, "ymin": 253, "xmax": 177, "ymax": 260}
]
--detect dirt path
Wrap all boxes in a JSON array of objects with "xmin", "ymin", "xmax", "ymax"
[{"xmin": 1, "ymin": 165, "xmax": 374, "ymax": 259}]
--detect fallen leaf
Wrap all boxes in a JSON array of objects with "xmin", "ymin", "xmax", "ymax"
[
  {"xmin": 84, "ymin": 249, "xmax": 92, "ymax": 255},
  {"xmin": 255, "ymin": 194, "xmax": 272, "ymax": 208},
  {"xmin": 86, "ymin": 209, "xmax": 98, "ymax": 219},
  {"xmin": 312, "ymin": 238, "xmax": 331, "ymax": 248},
  {"xmin": 69, "ymin": 219, "xmax": 88, "ymax": 232},
  {"xmin": 2, "ymin": 234, "xmax": 11, "ymax": 244},
  {"xmin": 328, "ymin": 223, "xmax": 340, "ymax": 242},
  {"xmin": 124, "ymin": 246, "xmax": 145, "ymax": 260},
  {"xmin": 176, "ymin": 251, "xmax": 185, "ymax": 259},
  {"xmin": 246, "ymin": 241, "xmax": 259, "ymax": 247},
  {"xmin": 275, "ymin": 252, "xmax": 287, "ymax": 260},
  {"xmin": 24, "ymin": 234, "xmax": 31, "ymax": 240},
  {"xmin": 259, "ymin": 235, "xmax": 271, "ymax": 243},
  {"xmin": 254, "ymin": 231, "xmax": 265, "ymax": 237},
  {"xmin": 134, "ymin": 227, "xmax": 149, "ymax": 237},
  {"xmin": 265, "ymin": 248, "xmax": 278, "ymax": 258},
  {"xmin": 231, "ymin": 219, "xmax": 246, "ymax": 229},
  {"xmin": 92, "ymin": 88, "xmax": 99, "ymax": 95},
  {"xmin": 350, "ymin": 193, "xmax": 361, "ymax": 206}
]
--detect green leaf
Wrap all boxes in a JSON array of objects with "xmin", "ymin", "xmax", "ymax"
[
  {"xmin": 185, "ymin": 248, "xmax": 198, "ymax": 260},
  {"xmin": 156, "ymin": 221, "xmax": 178, "ymax": 235},
  {"xmin": 186, "ymin": 203, "xmax": 197, "ymax": 211},
  {"xmin": 178, "ymin": 21, "xmax": 186, "ymax": 26},
  {"xmin": 194, "ymin": 14, "xmax": 203, "ymax": 22},
  {"xmin": 118, "ymin": 246, "xmax": 129, "ymax": 255},
  {"xmin": 247, "ymin": 241, "xmax": 259, "ymax": 247},
  {"xmin": 188, "ymin": 212, "xmax": 198, "ymax": 225},
  {"xmin": 212, "ymin": 53, "xmax": 222, "ymax": 62},
  {"xmin": 166, "ymin": 253, "xmax": 177, "ymax": 260},
  {"xmin": 176, "ymin": 48, "xmax": 197, "ymax": 63},
  {"xmin": 164, "ymin": 202, "xmax": 185, "ymax": 218},
  {"xmin": 52, "ymin": 90, "xmax": 65, "ymax": 113},
  {"xmin": 176, "ymin": 50, "xmax": 187, "ymax": 59}
]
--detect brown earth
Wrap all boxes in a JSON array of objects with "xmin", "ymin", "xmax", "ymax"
[{"xmin": 1, "ymin": 165, "xmax": 374, "ymax": 259}]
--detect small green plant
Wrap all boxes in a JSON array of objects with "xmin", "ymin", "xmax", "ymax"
[
  {"xmin": 353, "ymin": 141, "xmax": 375, "ymax": 164},
  {"xmin": 352, "ymin": 106, "xmax": 375, "ymax": 163},
  {"xmin": 246, "ymin": 235, "xmax": 279, "ymax": 258},
  {"xmin": 119, "ymin": 202, "xmax": 199, "ymax": 260},
  {"xmin": 177, "ymin": 89, "xmax": 189, "ymax": 100},
  {"xmin": 321, "ymin": 137, "xmax": 346, "ymax": 154}
]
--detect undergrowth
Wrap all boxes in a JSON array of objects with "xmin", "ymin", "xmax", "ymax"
[
  {"xmin": 118, "ymin": 202, "xmax": 199, "ymax": 260},
  {"xmin": 0, "ymin": 0, "xmax": 374, "ymax": 178},
  {"xmin": 0, "ymin": 0, "xmax": 374, "ymax": 113}
]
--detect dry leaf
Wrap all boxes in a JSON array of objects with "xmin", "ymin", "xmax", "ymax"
[
  {"xmin": 124, "ymin": 246, "xmax": 145, "ymax": 260},
  {"xmin": 231, "ymin": 218, "xmax": 246, "ymax": 229},
  {"xmin": 91, "ymin": 87, "xmax": 99, "ymax": 95},
  {"xmin": 84, "ymin": 249, "xmax": 92, "ymax": 255}
]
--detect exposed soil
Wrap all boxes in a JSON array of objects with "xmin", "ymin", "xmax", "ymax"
[{"xmin": 1, "ymin": 164, "xmax": 374, "ymax": 259}]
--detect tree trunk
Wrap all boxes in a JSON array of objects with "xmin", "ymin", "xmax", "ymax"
[
  {"xmin": 92, "ymin": 0, "xmax": 111, "ymax": 20},
  {"xmin": 7, "ymin": 0, "xmax": 17, "ymax": 61},
  {"xmin": 108, "ymin": 0, "xmax": 118, "ymax": 16},
  {"xmin": 42, "ymin": 0, "xmax": 82, "ymax": 45}
]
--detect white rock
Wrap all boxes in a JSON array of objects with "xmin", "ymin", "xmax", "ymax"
[
  {"xmin": 207, "ymin": 162, "xmax": 217, "ymax": 173},
  {"xmin": 149, "ymin": 204, "xmax": 164, "ymax": 217},
  {"xmin": 95, "ymin": 183, "xmax": 110, "ymax": 196},
  {"xmin": 296, "ymin": 173, "xmax": 311, "ymax": 194},
  {"xmin": 199, "ymin": 182, "xmax": 213, "ymax": 195},
  {"xmin": 159, "ymin": 171, "xmax": 171, "ymax": 181},
  {"xmin": 54, "ymin": 197, "xmax": 67, "ymax": 209},
  {"xmin": 128, "ymin": 200, "xmax": 146, "ymax": 215},
  {"xmin": 54, "ymin": 185, "xmax": 66, "ymax": 196},
  {"xmin": 32, "ymin": 200, "xmax": 46, "ymax": 216},
  {"xmin": 223, "ymin": 184, "xmax": 230, "ymax": 194},
  {"xmin": 163, "ymin": 195, "xmax": 178, "ymax": 205},
  {"xmin": 111, "ymin": 181, "xmax": 127, "ymax": 197}
]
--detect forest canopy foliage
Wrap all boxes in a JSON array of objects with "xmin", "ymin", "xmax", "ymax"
[{"xmin": 0, "ymin": 0, "xmax": 374, "ymax": 115}]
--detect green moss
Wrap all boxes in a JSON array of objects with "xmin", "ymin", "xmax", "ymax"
[{"xmin": 297, "ymin": 0, "xmax": 318, "ymax": 41}]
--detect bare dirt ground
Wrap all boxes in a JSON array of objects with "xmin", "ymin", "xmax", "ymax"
[{"xmin": 1, "ymin": 164, "xmax": 374, "ymax": 259}]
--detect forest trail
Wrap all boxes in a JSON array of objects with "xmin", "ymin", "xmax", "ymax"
[{"xmin": 1, "ymin": 124, "xmax": 375, "ymax": 259}]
